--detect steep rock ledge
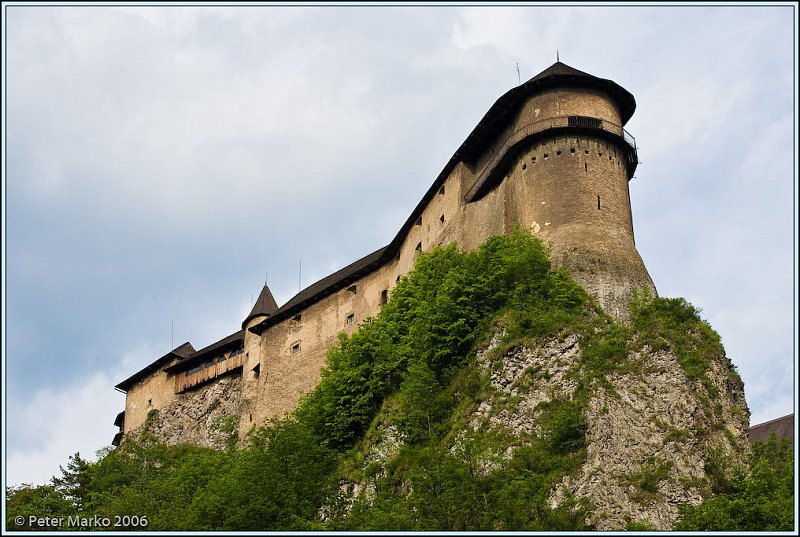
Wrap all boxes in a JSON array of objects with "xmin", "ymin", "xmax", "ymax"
[
  {"xmin": 474, "ymin": 329, "xmax": 750, "ymax": 530},
  {"xmin": 133, "ymin": 375, "xmax": 243, "ymax": 449}
]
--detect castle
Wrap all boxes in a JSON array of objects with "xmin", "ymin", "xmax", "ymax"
[{"xmin": 112, "ymin": 62, "xmax": 656, "ymax": 446}]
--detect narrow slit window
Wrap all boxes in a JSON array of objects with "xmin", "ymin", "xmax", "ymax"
[
  {"xmin": 380, "ymin": 289, "xmax": 388, "ymax": 305},
  {"xmin": 415, "ymin": 216, "xmax": 422, "ymax": 226},
  {"xmin": 597, "ymin": 195, "xmax": 601, "ymax": 209},
  {"xmin": 439, "ymin": 214, "xmax": 445, "ymax": 224},
  {"xmin": 585, "ymin": 163, "xmax": 588, "ymax": 172}
]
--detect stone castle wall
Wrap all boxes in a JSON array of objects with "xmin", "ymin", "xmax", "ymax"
[{"xmin": 121, "ymin": 78, "xmax": 658, "ymax": 442}]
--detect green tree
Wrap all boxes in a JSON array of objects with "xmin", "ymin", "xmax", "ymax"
[{"xmin": 674, "ymin": 435, "xmax": 794, "ymax": 531}]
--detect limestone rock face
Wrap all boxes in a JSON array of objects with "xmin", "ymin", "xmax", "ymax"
[
  {"xmin": 133, "ymin": 375, "xmax": 243, "ymax": 449},
  {"xmin": 475, "ymin": 331, "xmax": 750, "ymax": 530}
]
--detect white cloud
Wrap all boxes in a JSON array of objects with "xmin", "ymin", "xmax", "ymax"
[
  {"xmin": 4, "ymin": 5, "xmax": 795, "ymax": 490},
  {"xmin": 6, "ymin": 371, "xmax": 126, "ymax": 486}
]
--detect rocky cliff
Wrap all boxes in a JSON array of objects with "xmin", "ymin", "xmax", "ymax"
[
  {"xmin": 341, "ymin": 324, "xmax": 750, "ymax": 530},
  {"xmin": 132, "ymin": 374, "xmax": 243, "ymax": 450}
]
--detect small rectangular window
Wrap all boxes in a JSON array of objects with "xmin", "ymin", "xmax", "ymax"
[
  {"xmin": 380, "ymin": 289, "xmax": 388, "ymax": 305},
  {"xmin": 415, "ymin": 216, "xmax": 422, "ymax": 226},
  {"xmin": 439, "ymin": 214, "xmax": 445, "ymax": 224},
  {"xmin": 205, "ymin": 359, "xmax": 215, "ymax": 368},
  {"xmin": 291, "ymin": 342, "xmax": 301, "ymax": 354},
  {"xmin": 346, "ymin": 313, "xmax": 355, "ymax": 325}
]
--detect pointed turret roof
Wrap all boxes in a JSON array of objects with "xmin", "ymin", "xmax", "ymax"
[{"xmin": 242, "ymin": 283, "xmax": 279, "ymax": 328}]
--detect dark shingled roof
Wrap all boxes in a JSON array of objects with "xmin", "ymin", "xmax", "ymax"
[
  {"xmin": 114, "ymin": 410, "xmax": 125, "ymax": 428},
  {"xmin": 251, "ymin": 62, "xmax": 636, "ymax": 335},
  {"xmin": 164, "ymin": 329, "xmax": 245, "ymax": 374},
  {"xmin": 250, "ymin": 246, "xmax": 387, "ymax": 333},
  {"xmin": 115, "ymin": 342, "xmax": 196, "ymax": 392},
  {"xmin": 242, "ymin": 284, "xmax": 279, "ymax": 329},
  {"xmin": 749, "ymin": 413, "xmax": 794, "ymax": 448}
]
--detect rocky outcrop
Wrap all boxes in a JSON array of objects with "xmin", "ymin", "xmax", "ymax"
[
  {"xmin": 136, "ymin": 374, "xmax": 243, "ymax": 449},
  {"xmin": 474, "ymin": 329, "xmax": 750, "ymax": 530}
]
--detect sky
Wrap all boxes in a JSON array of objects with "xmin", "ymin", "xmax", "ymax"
[{"xmin": 3, "ymin": 3, "xmax": 797, "ymax": 487}]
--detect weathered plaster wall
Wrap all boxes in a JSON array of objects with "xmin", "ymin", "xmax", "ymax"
[
  {"xmin": 126, "ymin": 81, "xmax": 657, "ymax": 443},
  {"xmin": 125, "ymin": 366, "xmax": 178, "ymax": 433},
  {"xmin": 505, "ymin": 135, "xmax": 654, "ymax": 318},
  {"xmin": 239, "ymin": 85, "xmax": 655, "ymax": 427}
]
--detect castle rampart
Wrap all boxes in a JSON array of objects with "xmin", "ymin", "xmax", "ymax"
[{"xmin": 114, "ymin": 61, "xmax": 657, "ymax": 444}]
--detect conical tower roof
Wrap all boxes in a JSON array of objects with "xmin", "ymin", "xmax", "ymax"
[
  {"xmin": 243, "ymin": 283, "xmax": 279, "ymax": 328},
  {"xmin": 523, "ymin": 61, "xmax": 636, "ymax": 124}
]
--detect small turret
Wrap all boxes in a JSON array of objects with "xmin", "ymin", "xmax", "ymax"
[{"xmin": 243, "ymin": 283, "xmax": 279, "ymax": 329}]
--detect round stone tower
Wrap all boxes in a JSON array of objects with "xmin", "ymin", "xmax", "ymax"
[{"xmin": 467, "ymin": 62, "xmax": 656, "ymax": 319}]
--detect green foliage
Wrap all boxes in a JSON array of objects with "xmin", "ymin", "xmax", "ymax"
[
  {"xmin": 395, "ymin": 358, "xmax": 450, "ymax": 444},
  {"xmin": 674, "ymin": 434, "xmax": 794, "ymax": 531},
  {"xmin": 297, "ymin": 228, "xmax": 590, "ymax": 451},
  {"xmin": 209, "ymin": 414, "xmax": 239, "ymax": 450},
  {"xmin": 332, "ymin": 432, "xmax": 591, "ymax": 531},
  {"xmin": 6, "ymin": 483, "xmax": 73, "ymax": 530},
  {"xmin": 630, "ymin": 290, "xmax": 722, "ymax": 379},
  {"xmin": 7, "ymin": 229, "xmax": 758, "ymax": 531}
]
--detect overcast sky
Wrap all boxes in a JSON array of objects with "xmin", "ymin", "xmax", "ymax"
[{"xmin": 3, "ymin": 4, "xmax": 797, "ymax": 486}]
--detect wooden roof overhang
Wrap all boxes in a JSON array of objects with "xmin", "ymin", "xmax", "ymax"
[
  {"xmin": 114, "ymin": 342, "xmax": 195, "ymax": 393},
  {"xmin": 164, "ymin": 330, "xmax": 245, "ymax": 375}
]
